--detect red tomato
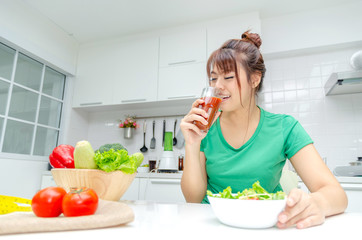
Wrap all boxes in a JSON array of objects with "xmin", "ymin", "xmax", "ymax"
[
  {"xmin": 31, "ymin": 187, "xmax": 66, "ymax": 217},
  {"xmin": 62, "ymin": 187, "xmax": 98, "ymax": 217}
]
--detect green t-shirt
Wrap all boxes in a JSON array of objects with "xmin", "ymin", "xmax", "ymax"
[{"xmin": 200, "ymin": 107, "xmax": 313, "ymax": 203}]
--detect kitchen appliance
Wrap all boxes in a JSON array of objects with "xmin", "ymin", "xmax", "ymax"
[
  {"xmin": 158, "ymin": 132, "xmax": 178, "ymax": 172},
  {"xmin": 349, "ymin": 157, "xmax": 362, "ymax": 166},
  {"xmin": 334, "ymin": 158, "xmax": 362, "ymax": 177},
  {"xmin": 333, "ymin": 166, "xmax": 362, "ymax": 177},
  {"xmin": 324, "ymin": 70, "xmax": 362, "ymax": 95},
  {"xmin": 351, "ymin": 50, "xmax": 362, "ymax": 70}
]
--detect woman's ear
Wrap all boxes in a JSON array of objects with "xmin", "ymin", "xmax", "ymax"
[{"xmin": 251, "ymin": 72, "xmax": 262, "ymax": 89}]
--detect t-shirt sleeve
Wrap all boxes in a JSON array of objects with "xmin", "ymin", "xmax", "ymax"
[{"xmin": 283, "ymin": 116, "xmax": 314, "ymax": 159}]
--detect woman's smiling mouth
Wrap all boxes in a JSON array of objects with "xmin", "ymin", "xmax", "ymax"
[{"xmin": 220, "ymin": 95, "xmax": 230, "ymax": 102}]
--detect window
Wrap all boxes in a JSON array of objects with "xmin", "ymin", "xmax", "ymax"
[{"xmin": 0, "ymin": 42, "xmax": 66, "ymax": 157}]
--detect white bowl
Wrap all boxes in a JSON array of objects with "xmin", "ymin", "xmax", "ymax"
[
  {"xmin": 208, "ymin": 195, "xmax": 286, "ymax": 228},
  {"xmin": 137, "ymin": 167, "xmax": 149, "ymax": 173}
]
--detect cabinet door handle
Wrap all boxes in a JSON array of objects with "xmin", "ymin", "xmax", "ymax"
[
  {"xmin": 121, "ymin": 98, "xmax": 147, "ymax": 103},
  {"xmin": 168, "ymin": 60, "xmax": 196, "ymax": 65},
  {"xmin": 167, "ymin": 95, "xmax": 196, "ymax": 100},
  {"xmin": 150, "ymin": 179, "xmax": 181, "ymax": 184},
  {"xmin": 79, "ymin": 102, "xmax": 102, "ymax": 106}
]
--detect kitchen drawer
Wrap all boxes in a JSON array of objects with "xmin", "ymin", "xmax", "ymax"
[{"xmin": 139, "ymin": 178, "xmax": 185, "ymax": 203}]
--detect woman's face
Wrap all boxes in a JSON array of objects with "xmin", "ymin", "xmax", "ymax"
[{"xmin": 209, "ymin": 65, "xmax": 253, "ymax": 112}]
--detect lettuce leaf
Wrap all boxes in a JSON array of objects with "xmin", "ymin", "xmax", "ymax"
[
  {"xmin": 94, "ymin": 149, "xmax": 143, "ymax": 174},
  {"xmin": 207, "ymin": 181, "xmax": 286, "ymax": 200}
]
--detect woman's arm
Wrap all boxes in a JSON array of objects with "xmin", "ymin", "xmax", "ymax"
[
  {"xmin": 181, "ymin": 147, "xmax": 207, "ymax": 203},
  {"xmin": 179, "ymin": 98, "xmax": 220, "ymax": 203},
  {"xmin": 277, "ymin": 144, "xmax": 348, "ymax": 229}
]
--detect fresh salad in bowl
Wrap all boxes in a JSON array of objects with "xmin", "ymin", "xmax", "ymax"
[
  {"xmin": 207, "ymin": 181, "xmax": 286, "ymax": 200},
  {"xmin": 207, "ymin": 181, "xmax": 287, "ymax": 228}
]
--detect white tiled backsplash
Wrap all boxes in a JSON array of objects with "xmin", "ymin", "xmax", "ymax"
[{"xmin": 80, "ymin": 46, "xmax": 362, "ymax": 172}]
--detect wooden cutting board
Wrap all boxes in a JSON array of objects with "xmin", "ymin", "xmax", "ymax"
[{"xmin": 0, "ymin": 200, "xmax": 134, "ymax": 235}]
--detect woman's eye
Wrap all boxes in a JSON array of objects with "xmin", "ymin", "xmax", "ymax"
[
  {"xmin": 225, "ymin": 76, "xmax": 234, "ymax": 80},
  {"xmin": 209, "ymin": 78, "xmax": 217, "ymax": 81}
]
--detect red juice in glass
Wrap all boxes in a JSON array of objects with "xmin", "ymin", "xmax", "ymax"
[{"xmin": 193, "ymin": 87, "xmax": 222, "ymax": 132}]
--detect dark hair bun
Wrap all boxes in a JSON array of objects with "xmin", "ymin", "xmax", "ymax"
[{"xmin": 241, "ymin": 31, "xmax": 262, "ymax": 49}]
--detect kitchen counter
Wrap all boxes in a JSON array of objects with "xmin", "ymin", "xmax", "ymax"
[
  {"xmin": 44, "ymin": 170, "xmax": 362, "ymax": 182},
  {"xmin": 136, "ymin": 171, "xmax": 183, "ymax": 179},
  {"xmin": 335, "ymin": 176, "xmax": 362, "ymax": 183},
  {"xmin": 1, "ymin": 201, "xmax": 361, "ymax": 239}
]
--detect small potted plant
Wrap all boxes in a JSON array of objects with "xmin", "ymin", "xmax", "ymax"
[{"xmin": 119, "ymin": 115, "xmax": 139, "ymax": 139}]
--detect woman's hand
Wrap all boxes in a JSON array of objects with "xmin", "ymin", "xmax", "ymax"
[
  {"xmin": 180, "ymin": 99, "xmax": 220, "ymax": 145},
  {"xmin": 277, "ymin": 188, "xmax": 326, "ymax": 229}
]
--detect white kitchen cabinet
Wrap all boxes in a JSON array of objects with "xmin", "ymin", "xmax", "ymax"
[
  {"xmin": 158, "ymin": 62, "xmax": 207, "ymax": 101},
  {"xmin": 298, "ymin": 179, "xmax": 362, "ymax": 213},
  {"xmin": 159, "ymin": 29, "xmax": 207, "ymax": 67},
  {"xmin": 72, "ymin": 44, "xmax": 115, "ymax": 107},
  {"xmin": 158, "ymin": 28, "xmax": 207, "ymax": 102},
  {"xmin": 121, "ymin": 178, "xmax": 140, "ymax": 201},
  {"xmin": 112, "ymin": 37, "xmax": 159, "ymax": 104},
  {"xmin": 73, "ymin": 37, "xmax": 159, "ymax": 107},
  {"xmin": 340, "ymin": 183, "xmax": 362, "ymax": 213},
  {"xmin": 139, "ymin": 178, "xmax": 185, "ymax": 203}
]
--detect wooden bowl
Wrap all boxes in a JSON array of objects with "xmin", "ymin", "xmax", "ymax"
[{"xmin": 51, "ymin": 169, "xmax": 136, "ymax": 201}]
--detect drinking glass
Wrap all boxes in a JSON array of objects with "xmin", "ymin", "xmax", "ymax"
[{"xmin": 193, "ymin": 87, "xmax": 222, "ymax": 132}]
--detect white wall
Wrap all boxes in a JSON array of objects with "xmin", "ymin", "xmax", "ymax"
[
  {"xmin": 0, "ymin": 0, "xmax": 79, "ymax": 75},
  {"xmin": 260, "ymin": 47, "xmax": 362, "ymax": 171},
  {"xmin": 0, "ymin": 0, "xmax": 79, "ymax": 198}
]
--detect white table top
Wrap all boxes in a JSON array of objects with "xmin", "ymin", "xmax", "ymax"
[{"xmin": 2, "ymin": 200, "xmax": 361, "ymax": 239}]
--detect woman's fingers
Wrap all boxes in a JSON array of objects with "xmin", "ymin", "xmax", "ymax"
[
  {"xmin": 191, "ymin": 98, "xmax": 204, "ymax": 108},
  {"xmin": 184, "ymin": 107, "xmax": 208, "ymax": 120},
  {"xmin": 295, "ymin": 214, "xmax": 325, "ymax": 229},
  {"xmin": 277, "ymin": 189, "xmax": 325, "ymax": 229},
  {"xmin": 278, "ymin": 189, "xmax": 305, "ymax": 225},
  {"xmin": 180, "ymin": 119, "xmax": 206, "ymax": 138}
]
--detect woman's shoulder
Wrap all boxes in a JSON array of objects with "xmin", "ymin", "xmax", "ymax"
[{"xmin": 260, "ymin": 107, "xmax": 298, "ymax": 126}]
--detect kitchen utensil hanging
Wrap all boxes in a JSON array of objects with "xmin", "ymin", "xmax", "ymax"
[
  {"xmin": 140, "ymin": 121, "xmax": 148, "ymax": 152},
  {"xmin": 173, "ymin": 119, "xmax": 177, "ymax": 146},
  {"xmin": 150, "ymin": 120, "xmax": 156, "ymax": 149}
]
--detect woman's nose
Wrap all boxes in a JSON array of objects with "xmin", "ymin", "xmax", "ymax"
[{"xmin": 214, "ymin": 78, "xmax": 224, "ymax": 90}]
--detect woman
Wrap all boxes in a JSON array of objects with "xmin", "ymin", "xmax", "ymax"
[{"xmin": 180, "ymin": 30, "xmax": 347, "ymax": 229}]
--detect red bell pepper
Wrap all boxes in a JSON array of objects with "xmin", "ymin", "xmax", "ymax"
[{"xmin": 49, "ymin": 144, "xmax": 75, "ymax": 168}]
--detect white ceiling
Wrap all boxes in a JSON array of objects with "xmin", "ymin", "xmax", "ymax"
[{"xmin": 22, "ymin": 0, "xmax": 361, "ymax": 44}]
